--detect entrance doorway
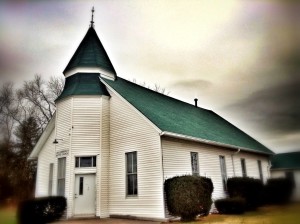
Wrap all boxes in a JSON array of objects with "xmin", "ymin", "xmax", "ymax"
[{"xmin": 74, "ymin": 174, "xmax": 96, "ymax": 216}]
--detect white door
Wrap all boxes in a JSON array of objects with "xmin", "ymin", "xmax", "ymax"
[{"xmin": 74, "ymin": 174, "xmax": 96, "ymax": 216}]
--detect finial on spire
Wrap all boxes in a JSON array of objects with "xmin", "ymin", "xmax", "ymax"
[{"xmin": 90, "ymin": 6, "xmax": 95, "ymax": 27}]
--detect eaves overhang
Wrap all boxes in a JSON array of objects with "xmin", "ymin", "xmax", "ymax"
[{"xmin": 160, "ymin": 131, "xmax": 274, "ymax": 156}]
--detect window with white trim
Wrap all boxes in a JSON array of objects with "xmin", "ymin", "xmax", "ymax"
[
  {"xmin": 258, "ymin": 160, "xmax": 263, "ymax": 180},
  {"xmin": 126, "ymin": 151, "xmax": 137, "ymax": 196},
  {"xmin": 191, "ymin": 152, "xmax": 199, "ymax": 176},
  {"xmin": 57, "ymin": 157, "xmax": 66, "ymax": 196},
  {"xmin": 75, "ymin": 156, "xmax": 96, "ymax": 168},
  {"xmin": 241, "ymin": 158, "xmax": 247, "ymax": 177},
  {"xmin": 219, "ymin": 155, "xmax": 227, "ymax": 191},
  {"xmin": 48, "ymin": 163, "xmax": 54, "ymax": 195}
]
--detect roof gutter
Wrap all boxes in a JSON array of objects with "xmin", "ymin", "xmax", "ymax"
[{"xmin": 160, "ymin": 131, "xmax": 274, "ymax": 156}]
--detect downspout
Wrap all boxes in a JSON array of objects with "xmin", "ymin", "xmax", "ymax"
[{"xmin": 231, "ymin": 148, "xmax": 240, "ymax": 177}]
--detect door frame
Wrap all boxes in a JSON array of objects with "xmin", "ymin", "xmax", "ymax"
[{"xmin": 73, "ymin": 173, "xmax": 96, "ymax": 217}]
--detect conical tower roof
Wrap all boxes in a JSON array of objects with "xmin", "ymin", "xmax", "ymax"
[{"xmin": 63, "ymin": 26, "xmax": 117, "ymax": 76}]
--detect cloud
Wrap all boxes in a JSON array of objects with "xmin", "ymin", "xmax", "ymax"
[
  {"xmin": 224, "ymin": 77, "xmax": 300, "ymax": 136},
  {"xmin": 171, "ymin": 79, "xmax": 212, "ymax": 89}
]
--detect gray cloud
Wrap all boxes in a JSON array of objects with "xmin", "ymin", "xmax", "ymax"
[
  {"xmin": 171, "ymin": 79, "xmax": 212, "ymax": 90},
  {"xmin": 224, "ymin": 77, "xmax": 300, "ymax": 136}
]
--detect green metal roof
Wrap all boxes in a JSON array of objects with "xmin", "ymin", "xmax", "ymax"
[
  {"xmin": 56, "ymin": 73, "xmax": 109, "ymax": 101},
  {"xmin": 63, "ymin": 27, "xmax": 117, "ymax": 75},
  {"xmin": 271, "ymin": 152, "xmax": 300, "ymax": 170},
  {"xmin": 103, "ymin": 77, "xmax": 273, "ymax": 155}
]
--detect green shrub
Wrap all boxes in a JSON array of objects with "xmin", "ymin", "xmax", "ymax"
[
  {"xmin": 164, "ymin": 175, "xmax": 213, "ymax": 221},
  {"xmin": 215, "ymin": 197, "xmax": 246, "ymax": 214},
  {"xmin": 18, "ymin": 196, "xmax": 67, "ymax": 224},
  {"xmin": 264, "ymin": 178, "xmax": 294, "ymax": 205},
  {"xmin": 199, "ymin": 176, "xmax": 214, "ymax": 215},
  {"xmin": 227, "ymin": 177, "xmax": 263, "ymax": 210}
]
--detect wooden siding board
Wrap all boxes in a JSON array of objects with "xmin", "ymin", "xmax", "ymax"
[
  {"xmin": 35, "ymin": 130, "xmax": 55, "ymax": 196},
  {"xmin": 161, "ymin": 137, "xmax": 270, "ymax": 202},
  {"xmin": 108, "ymin": 89, "xmax": 165, "ymax": 219},
  {"xmin": 70, "ymin": 96, "xmax": 102, "ymax": 217},
  {"xmin": 100, "ymin": 97, "xmax": 110, "ymax": 217}
]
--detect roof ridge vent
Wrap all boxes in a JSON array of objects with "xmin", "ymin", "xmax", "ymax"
[{"xmin": 194, "ymin": 98, "xmax": 198, "ymax": 107}]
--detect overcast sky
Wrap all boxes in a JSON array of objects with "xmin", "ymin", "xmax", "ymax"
[{"xmin": 0, "ymin": 0, "xmax": 299, "ymax": 153}]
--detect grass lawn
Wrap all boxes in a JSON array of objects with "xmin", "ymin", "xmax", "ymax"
[
  {"xmin": 0, "ymin": 203, "xmax": 300, "ymax": 224},
  {"xmin": 189, "ymin": 203, "xmax": 300, "ymax": 224},
  {"xmin": 0, "ymin": 206, "xmax": 17, "ymax": 224}
]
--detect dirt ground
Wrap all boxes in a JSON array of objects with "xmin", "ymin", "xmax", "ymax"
[{"xmin": 54, "ymin": 218, "xmax": 162, "ymax": 224}]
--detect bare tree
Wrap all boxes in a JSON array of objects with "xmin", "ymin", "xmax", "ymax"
[
  {"xmin": 0, "ymin": 75, "xmax": 64, "ymax": 135},
  {"xmin": 131, "ymin": 78, "xmax": 170, "ymax": 95},
  {"xmin": 0, "ymin": 74, "xmax": 64, "ymax": 202}
]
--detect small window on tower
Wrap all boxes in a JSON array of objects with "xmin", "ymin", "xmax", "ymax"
[{"xmin": 75, "ymin": 156, "xmax": 97, "ymax": 168}]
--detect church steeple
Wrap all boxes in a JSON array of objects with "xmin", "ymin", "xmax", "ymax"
[
  {"xmin": 57, "ymin": 10, "xmax": 115, "ymax": 101},
  {"xmin": 63, "ymin": 8, "xmax": 117, "ymax": 80}
]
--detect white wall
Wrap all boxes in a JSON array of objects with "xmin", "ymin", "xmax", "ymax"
[
  {"xmin": 162, "ymin": 137, "xmax": 270, "ymax": 201},
  {"xmin": 35, "ymin": 129, "xmax": 55, "ymax": 197},
  {"xmin": 99, "ymin": 97, "xmax": 110, "ymax": 217},
  {"xmin": 108, "ymin": 89, "xmax": 165, "ymax": 219},
  {"xmin": 55, "ymin": 98, "xmax": 72, "ymax": 217},
  {"xmin": 67, "ymin": 96, "xmax": 105, "ymax": 217},
  {"xmin": 233, "ymin": 152, "xmax": 269, "ymax": 183}
]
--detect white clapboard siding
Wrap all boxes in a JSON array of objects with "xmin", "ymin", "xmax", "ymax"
[
  {"xmin": 108, "ymin": 89, "xmax": 165, "ymax": 219},
  {"xmin": 35, "ymin": 130, "xmax": 56, "ymax": 197},
  {"xmin": 100, "ymin": 97, "xmax": 110, "ymax": 217},
  {"xmin": 55, "ymin": 98, "xmax": 72, "ymax": 217},
  {"xmin": 68, "ymin": 96, "xmax": 102, "ymax": 218},
  {"xmin": 162, "ymin": 137, "xmax": 270, "ymax": 201},
  {"xmin": 233, "ymin": 152, "xmax": 270, "ymax": 183}
]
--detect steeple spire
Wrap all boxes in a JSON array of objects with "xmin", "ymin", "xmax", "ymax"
[{"xmin": 90, "ymin": 6, "xmax": 95, "ymax": 28}]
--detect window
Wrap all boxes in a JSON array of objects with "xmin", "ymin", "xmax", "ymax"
[
  {"xmin": 57, "ymin": 157, "xmax": 66, "ymax": 196},
  {"xmin": 126, "ymin": 151, "xmax": 137, "ymax": 196},
  {"xmin": 219, "ymin": 156, "xmax": 227, "ymax": 191},
  {"xmin": 241, "ymin": 158, "xmax": 247, "ymax": 177},
  {"xmin": 75, "ymin": 156, "xmax": 96, "ymax": 168},
  {"xmin": 258, "ymin": 160, "xmax": 263, "ymax": 180},
  {"xmin": 191, "ymin": 152, "xmax": 199, "ymax": 176},
  {"xmin": 48, "ymin": 163, "xmax": 54, "ymax": 195},
  {"xmin": 79, "ymin": 177, "xmax": 84, "ymax": 195}
]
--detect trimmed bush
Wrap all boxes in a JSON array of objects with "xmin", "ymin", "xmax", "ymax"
[
  {"xmin": 199, "ymin": 176, "xmax": 214, "ymax": 216},
  {"xmin": 215, "ymin": 197, "xmax": 246, "ymax": 214},
  {"xmin": 227, "ymin": 177, "xmax": 263, "ymax": 210},
  {"xmin": 164, "ymin": 175, "xmax": 213, "ymax": 221},
  {"xmin": 264, "ymin": 178, "xmax": 294, "ymax": 205},
  {"xmin": 18, "ymin": 196, "xmax": 67, "ymax": 224}
]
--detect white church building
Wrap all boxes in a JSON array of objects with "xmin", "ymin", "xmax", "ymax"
[{"xmin": 29, "ymin": 17, "xmax": 274, "ymax": 220}]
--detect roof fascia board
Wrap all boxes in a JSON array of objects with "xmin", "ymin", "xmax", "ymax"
[
  {"xmin": 161, "ymin": 131, "xmax": 274, "ymax": 156},
  {"xmin": 101, "ymin": 78, "xmax": 162, "ymax": 134},
  {"xmin": 28, "ymin": 115, "xmax": 56, "ymax": 160},
  {"xmin": 270, "ymin": 167, "xmax": 300, "ymax": 171},
  {"xmin": 65, "ymin": 67, "xmax": 115, "ymax": 80}
]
